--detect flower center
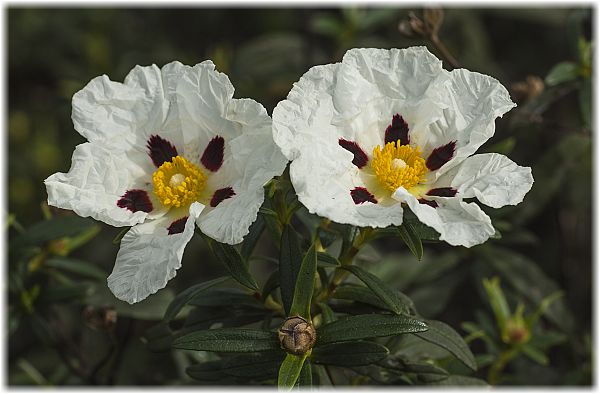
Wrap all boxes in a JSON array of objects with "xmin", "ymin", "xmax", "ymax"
[
  {"xmin": 371, "ymin": 142, "xmax": 428, "ymax": 192},
  {"xmin": 152, "ymin": 156, "xmax": 207, "ymax": 208}
]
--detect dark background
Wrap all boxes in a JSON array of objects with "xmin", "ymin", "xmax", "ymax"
[{"xmin": 8, "ymin": 7, "xmax": 592, "ymax": 385}]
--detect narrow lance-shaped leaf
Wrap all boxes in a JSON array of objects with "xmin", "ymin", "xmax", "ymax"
[
  {"xmin": 204, "ymin": 235, "xmax": 258, "ymax": 291},
  {"xmin": 289, "ymin": 243, "xmax": 318, "ymax": 320},
  {"xmin": 414, "ymin": 320, "xmax": 477, "ymax": 371},
  {"xmin": 317, "ymin": 302, "xmax": 337, "ymax": 325},
  {"xmin": 317, "ymin": 252, "xmax": 341, "ymax": 267},
  {"xmin": 20, "ymin": 216, "xmax": 98, "ymax": 246},
  {"xmin": 172, "ymin": 328, "xmax": 279, "ymax": 352},
  {"xmin": 279, "ymin": 225, "xmax": 303, "ymax": 314},
  {"xmin": 278, "ymin": 353, "xmax": 308, "ymax": 390},
  {"xmin": 296, "ymin": 358, "xmax": 312, "ymax": 388},
  {"xmin": 397, "ymin": 222, "xmax": 424, "ymax": 260},
  {"xmin": 163, "ymin": 276, "xmax": 229, "ymax": 321},
  {"xmin": 241, "ymin": 214, "xmax": 265, "ymax": 261},
  {"xmin": 222, "ymin": 351, "xmax": 285, "ymax": 378},
  {"xmin": 44, "ymin": 257, "xmax": 107, "ymax": 281},
  {"xmin": 262, "ymin": 269, "xmax": 280, "ymax": 302},
  {"xmin": 318, "ymin": 314, "xmax": 427, "ymax": 345},
  {"xmin": 342, "ymin": 265, "xmax": 410, "ymax": 315},
  {"xmin": 312, "ymin": 341, "xmax": 389, "ymax": 366}
]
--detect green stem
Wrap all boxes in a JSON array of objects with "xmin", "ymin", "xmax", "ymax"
[
  {"xmin": 487, "ymin": 347, "xmax": 519, "ymax": 385},
  {"xmin": 316, "ymin": 228, "xmax": 371, "ymax": 302}
]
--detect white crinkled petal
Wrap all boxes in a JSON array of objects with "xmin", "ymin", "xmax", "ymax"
[
  {"xmin": 72, "ymin": 64, "xmax": 169, "ymax": 145},
  {"xmin": 273, "ymin": 63, "xmax": 340, "ymax": 161},
  {"xmin": 44, "ymin": 142, "xmax": 155, "ymax": 227},
  {"xmin": 393, "ymin": 187, "xmax": 495, "ymax": 248},
  {"xmin": 172, "ymin": 60, "xmax": 236, "ymax": 149},
  {"xmin": 437, "ymin": 153, "xmax": 534, "ymax": 208},
  {"xmin": 340, "ymin": 47, "xmax": 446, "ymax": 103},
  {"xmin": 198, "ymin": 98, "xmax": 288, "ymax": 245},
  {"xmin": 412, "ymin": 69, "xmax": 516, "ymax": 177},
  {"xmin": 107, "ymin": 202, "xmax": 204, "ymax": 304}
]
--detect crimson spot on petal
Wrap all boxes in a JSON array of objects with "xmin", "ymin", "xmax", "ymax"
[
  {"xmin": 117, "ymin": 189, "xmax": 153, "ymax": 213},
  {"xmin": 339, "ymin": 139, "xmax": 368, "ymax": 168},
  {"xmin": 384, "ymin": 114, "xmax": 410, "ymax": 146},
  {"xmin": 201, "ymin": 136, "xmax": 225, "ymax": 172},
  {"xmin": 426, "ymin": 187, "xmax": 457, "ymax": 197},
  {"xmin": 147, "ymin": 135, "xmax": 178, "ymax": 167},
  {"xmin": 167, "ymin": 217, "xmax": 188, "ymax": 235},
  {"xmin": 426, "ymin": 141, "xmax": 456, "ymax": 171},
  {"xmin": 418, "ymin": 198, "xmax": 438, "ymax": 208},
  {"xmin": 210, "ymin": 187, "xmax": 236, "ymax": 207},
  {"xmin": 350, "ymin": 187, "xmax": 377, "ymax": 204}
]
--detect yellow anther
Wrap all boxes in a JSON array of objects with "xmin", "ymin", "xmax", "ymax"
[
  {"xmin": 152, "ymin": 156, "xmax": 207, "ymax": 209},
  {"xmin": 371, "ymin": 141, "xmax": 428, "ymax": 192}
]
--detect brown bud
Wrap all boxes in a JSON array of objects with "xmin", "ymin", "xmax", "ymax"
[
  {"xmin": 83, "ymin": 305, "xmax": 117, "ymax": 332},
  {"xmin": 511, "ymin": 75, "xmax": 545, "ymax": 103},
  {"xmin": 278, "ymin": 316, "xmax": 316, "ymax": 355}
]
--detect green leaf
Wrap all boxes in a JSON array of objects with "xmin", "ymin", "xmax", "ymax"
[
  {"xmin": 262, "ymin": 269, "xmax": 280, "ymax": 302},
  {"xmin": 278, "ymin": 353, "xmax": 307, "ymax": 390},
  {"xmin": 397, "ymin": 223, "xmax": 424, "ymax": 260},
  {"xmin": 383, "ymin": 358, "xmax": 449, "ymax": 378},
  {"xmin": 545, "ymin": 61, "xmax": 579, "ymax": 86},
  {"xmin": 317, "ymin": 302, "xmax": 337, "ymax": 324},
  {"xmin": 309, "ymin": 15, "xmax": 344, "ymax": 37},
  {"xmin": 186, "ymin": 361, "xmax": 229, "ymax": 382},
  {"xmin": 413, "ymin": 320, "xmax": 477, "ymax": 371},
  {"xmin": 44, "ymin": 257, "xmax": 106, "ymax": 280},
  {"xmin": 259, "ymin": 207, "xmax": 279, "ymax": 218},
  {"xmin": 317, "ymin": 227, "xmax": 338, "ymax": 248},
  {"xmin": 332, "ymin": 285, "xmax": 391, "ymax": 311},
  {"xmin": 163, "ymin": 276, "xmax": 229, "ymax": 321},
  {"xmin": 241, "ymin": 215, "xmax": 265, "ymax": 261},
  {"xmin": 342, "ymin": 265, "xmax": 410, "ymax": 315},
  {"xmin": 312, "ymin": 341, "xmax": 389, "ymax": 366},
  {"xmin": 21, "ymin": 216, "xmax": 97, "ymax": 245},
  {"xmin": 317, "ymin": 252, "xmax": 341, "ymax": 267},
  {"xmin": 189, "ymin": 288, "xmax": 263, "ymax": 309},
  {"xmin": 522, "ymin": 344, "xmax": 549, "ymax": 366},
  {"xmin": 402, "ymin": 210, "xmax": 441, "ymax": 241},
  {"xmin": 222, "ymin": 351, "xmax": 285, "ymax": 378},
  {"xmin": 579, "ymin": 79, "xmax": 592, "ymax": 129},
  {"xmin": 41, "ymin": 283, "xmax": 91, "ymax": 303},
  {"xmin": 289, "ymin": 243, "xmax": 317, "ymax": 320},
  {"xmin": 172, "ymin": 328, "xmax": 279, "ymax": 352},
  {"xmin": 279, "ymin": 225, "xmax": 303, "ymax": 314},
  {"xmin": 205, "ymin": 237, "xmax": 258, "ymax": 291},
  {"xmin": 296, "ymin": 358, "xmax": 312, "ymax": 388},
  {"xmin": 142, "ymin": 322, "xmax": 174, "ymax": 352},
  {"xmin": 317, "ymin": 314, "xmax": 427, "ymax": 345},
  {"xmin": 431, "ymin": 375, "xmax": 488, "ymax": 386},
  {"xmin": 482, "ymin": 277, "xmax": 510, "ymax": 331},
  {"xmin": 112, "ymin": 227, "xmax": 129, "ymax": 245}
]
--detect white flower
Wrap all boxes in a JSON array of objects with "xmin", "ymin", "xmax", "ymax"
[
  {"xmin": 45, "ymin": 61, "xmax": 287, "ymax": 303},
  {"xmin": 272, "ymin": 47, "xmax": 533, "ymax": 248}
]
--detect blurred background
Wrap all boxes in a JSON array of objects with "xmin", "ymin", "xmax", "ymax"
[{"xmin": 8, "ymin": 7, "xmax": 592, "ymax": 386}]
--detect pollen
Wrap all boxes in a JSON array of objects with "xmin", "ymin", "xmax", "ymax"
[
  {"xmin": 371, "ymin": 142, "xmax": 428, "ymax": 192},
  {"xmin": 152, "ymin": 156, "xmax": 207, "ymax": 209}
]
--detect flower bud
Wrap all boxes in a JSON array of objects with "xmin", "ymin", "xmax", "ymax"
[
  {"xmin": 502, "ymin": 316, "xmax": 531, "ymax": 345},
  {"xmin": 278, "ymin": 316, "xmax": 316, "ymax": 355}
]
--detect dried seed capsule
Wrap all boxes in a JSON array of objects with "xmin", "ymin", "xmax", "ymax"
[{"xmin": 278, "ymin": 316, "xmax": 316, "ymax": 355}]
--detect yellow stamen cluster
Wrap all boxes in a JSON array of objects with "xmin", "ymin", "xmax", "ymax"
[
  {"xmin": 152, "ymin": 156, "xmax": 207, "ymax": 208},
  {"xmin": 371, "ymin": 142, "xmax": 427, "ymax": 192}
]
